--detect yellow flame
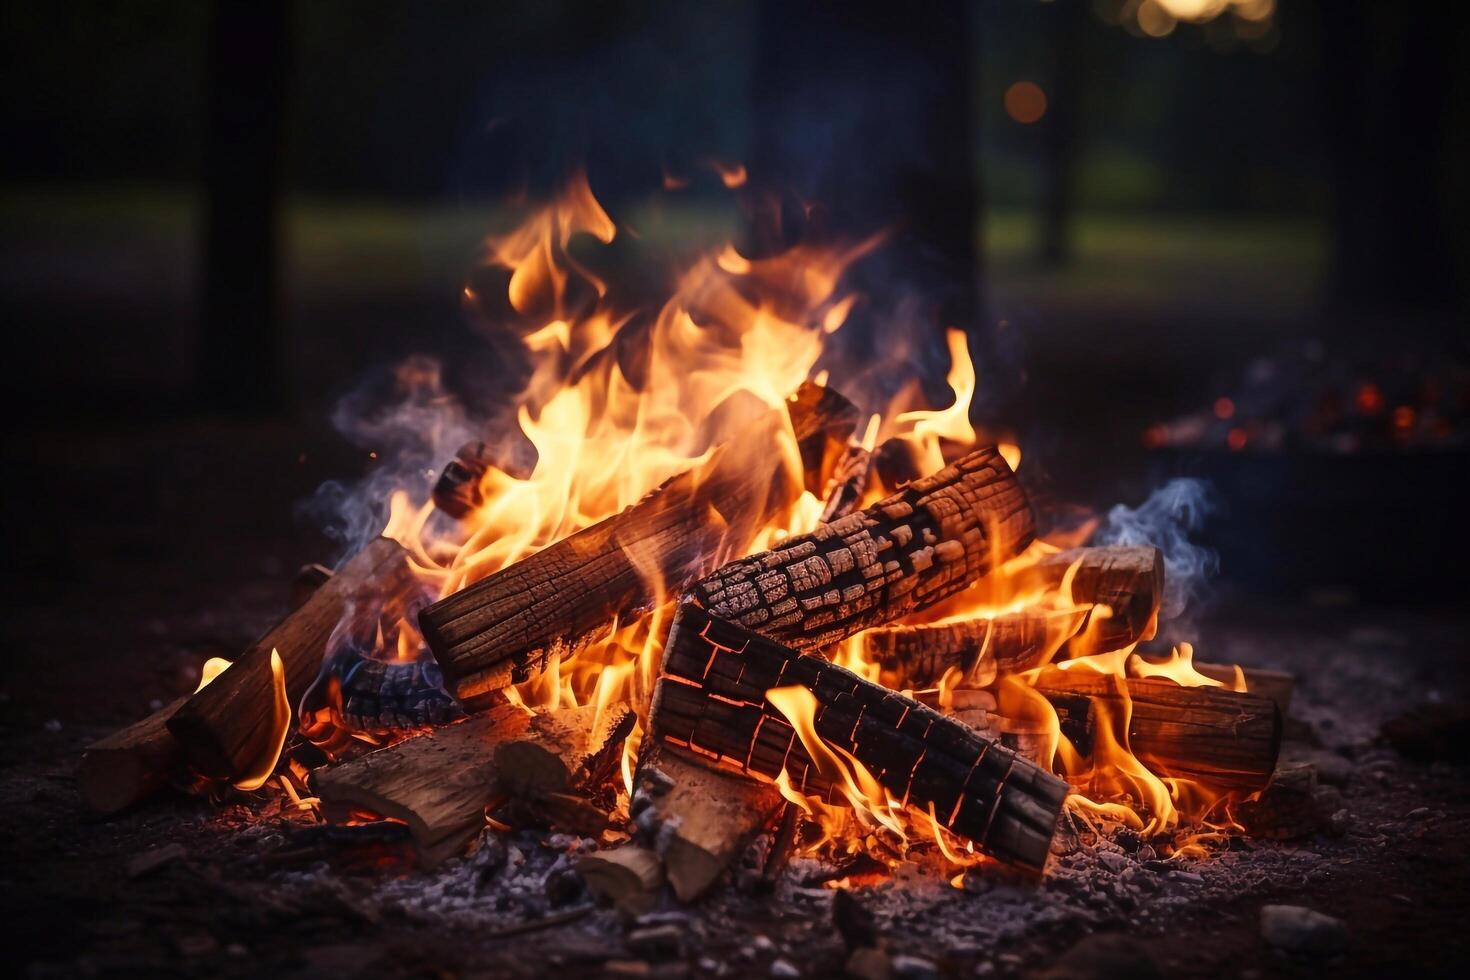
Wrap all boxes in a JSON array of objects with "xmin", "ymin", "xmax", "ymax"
[{"xmin": 232, "ymin": 650, "xmax": 291, "ymax": 793}]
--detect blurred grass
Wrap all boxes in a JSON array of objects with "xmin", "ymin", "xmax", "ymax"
[{"xmin": 0, "ymin": 182, "xmax": 1326, "ymax": 313}]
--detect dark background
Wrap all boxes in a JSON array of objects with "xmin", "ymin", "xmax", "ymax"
[{"xmin": 3, "ymin": 0, "xmax": 1467, "ymax": 605}]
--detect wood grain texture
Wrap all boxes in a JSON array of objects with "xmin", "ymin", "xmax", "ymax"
[
  {"xmin": 79, "ymin": 698, "xmax": 187, "ymax": 813},
  {"xmin": 650, "ymin": 605, "xmax": 1067, "ymax": 872},
  {"xmin": 686, "ymin": 447, "xmax": 1035, "ymax": 651},
  {"xmin": 1014, "ymin": 546, "xmax": 1163, "ymax": 654},
  {"xmin": 168, "ymin": 538, "xmax": 422, "ymax": 780},
  {"xmin": 313, "ymin": 702, "xmax": 631, "ymax": 865},
  {"xmin": 1034, "ymin": 669, "xmax": 1281, "ymax": 791},
  {"xmin": 857, "ymin": 607, "xmax": 1091, "ymax": 689},
  {"xmin": 422, "ymin": 383, "xmax": 859, "ymax": 704}
]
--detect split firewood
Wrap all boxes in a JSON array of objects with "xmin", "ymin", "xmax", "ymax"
[
  {"xmin": 640, "ymin": 747, "xmax": 783, "ymax": 901},
  {"xmin": 167, "ymin": 537, "xmax": 423, "ymax": 780},
  {"xmin": 652, "ymin": 605, "xmax": 1068, "ymax": 872},
  {"xmin": 1033, "ymin": 669, "xmax": 1282, "ymax": 792},
  {"xmin": 422, "ymin": 382, "xmax": 860, "ymax": 705},
  {"xmin": 574, "ymin": 844, "xmax": 665, "ymax": 917},
  {"xmin": 79, "ymin": 698, "xmax": 188, "ymax": 814},
  {"xmin": 313, "ymin": 702, "xmax": 633, "ymax": 865},
  {"xmin": 858, "ymin": 607, "xmax": 1091, "ymax": 689},
  {"xmin": 819, "ymin": 444, "xmax": 873, "ymax": 523},
  {"xmin": 913, "ymin": 687, "xmax": 1094, "ymax": 766},
  {"xmin": 686, "ymin": 447, "xmax": 1035, "ymax": 651}
]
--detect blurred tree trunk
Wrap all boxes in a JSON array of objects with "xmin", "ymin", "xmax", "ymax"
[
  {"xmin": 1040, "ymin": 0, "xmax": 1084, "ymax": 268},
  {"xmin": 1321, "ymin": 0, "xmax": 1459, "ymax": 315},
  {"xmin": 199, "ymin": 0, "xmax": 289, "ymax": 414},
  {"xmin": 750, "ymin": 0, "xmax": 983, "ymax": 330}
]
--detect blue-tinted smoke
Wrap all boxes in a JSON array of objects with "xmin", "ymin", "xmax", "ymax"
[{"xmin": 1096, "ymin": 478, "xmax": 1218, "ymax": 623}]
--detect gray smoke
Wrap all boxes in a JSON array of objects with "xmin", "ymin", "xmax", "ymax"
[
  {"xmin": 1096, "ymin": 478, "xmax": 1218, "ymax": 626},
  {"xmin": 300, "ymin": 355, "xmax": 482, "ymax": 561}
]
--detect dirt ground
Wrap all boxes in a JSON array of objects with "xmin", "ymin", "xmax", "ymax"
[{"xmin": 3, "ymin": 424, "xmax": 1468, "ymax": 978}]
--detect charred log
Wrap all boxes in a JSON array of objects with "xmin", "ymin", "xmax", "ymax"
[
  {"xmin": 422, "ymin": 383, "xmax": 859, "ymax": 705},
  {"xmin": 651, "ymin": 605, "xmax": 1067, "ymax": 872},
  {"xmin": 858, "ymin": 607, "xmax": 1090, "ymax": 689},
  {"xmin": 819, "ymin": 444, "xmax": 873, "ymax": 523},
  {"xmin": 1012, "ymin": 546, "xmax": 1163, "ymax": 653},
  {"xmin": 685, "ymin": 447, "xmax": 1035, "ymax": 651}
]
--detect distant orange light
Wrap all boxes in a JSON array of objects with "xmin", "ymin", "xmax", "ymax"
[
  {"xmin": 1392, "ymin": 406, "xmax": 1415, "ymax": 430},
  {"xmin": 1004, "ymin": 82, "xmax": 1047, "ymax": 125},
  {"xmin": 1227, "ymin": 428, "xmax": 1248, "ymax": 451},
  {"xmin": 1143, "ymin": 424, "xmax": 1168, "ymax": 449},
  {"xmin": 1213, "ymin": 397, "xmax": 1235, "ymax": 420},
  {"xmin": 1355, "ymin": 383, "xmax": 1385, "ymax": 416}
]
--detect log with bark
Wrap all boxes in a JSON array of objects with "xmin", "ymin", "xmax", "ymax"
[
  {"xmin": 167, "ymin": 537, "xmax": 423, "ymax": 780},
  {"xmin": 685, "ymin": 447, "xmax": 1036, "ymax": 651},
  {"xmin": 1033, "ymin": 669, "xmax": 1282, "ymax": 791},
  {"xmin": 1196, "ymin": 662, "xmax": 1296, "ymax": 715},
  {"xmin": 421, "ymin": 383, "xmax": 860, "ymax": 705},
  {"xmin": 313, "ymin": 702, "xmax": 634, "ymax": 865},
  {"xmin": 79, "ymin": 698, "xmax": 188, "ymax": 814},
  {"xmin": 651, "ymin": 604, "xmax": 1068, "ymax": 872}
]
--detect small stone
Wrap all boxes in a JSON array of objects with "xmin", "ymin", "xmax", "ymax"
[
  {"xmin": 127, "ymin": 842, "xmax": 187, "ymax": 878},
  {"xmin": 770, "ymin": 957, "xmax": 800, "ymax": 978},
  {"xmin": 845, "ymin": 947, "xmax": 893, "ymax": 980},
  {"xmin": 627, "ymin": 924, "xmax": 685, "ymax": 960},
  {"xmin": 892, "ymin": 954, "xmax": 937, "ymax": 979},
  {"xmin": 753, "ymin": 935, "xmax": 777, "ymax": 953},
  {"xmin": 1259, "ymin": 905, "xmax": 1347, "ymax": 955},
  {"xmin": 43, "ymin": 719, "xmax": 62, "ymax": 733},
  {"xmin": 1166, "ymin": 870, "xmax": 1204, "ymax": 886},
  {"xmin": 1407, "ymin": 807, "xmax": 1431, "ymax": 820},
  {"xmin": 1096, "ymin": 851, "xmax": 1127, "ymax": 874}
]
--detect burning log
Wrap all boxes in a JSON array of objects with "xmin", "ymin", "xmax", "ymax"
[
  {"xmin": 314, "ymin": 702, "xmax": 633, "ymax": 865},
  {"xmin": 422, "ymin": 383, "xmax": 860, "ymax": 705},
  {"xmin": 1012, "ymin": 546, "xmax": 1163, "ymax": 653},
  {"xmin": 79, "ymin": 698, "xmax": 187, "ymax": 814},
  {"xmin": 326, "ymin": 649, "xmax": 463, "ymax": 732},
  {"xmin": 858, "ymin": 607, "xmax": 1091, "ymax": 689},
  {"xmin": 818, "ymin": 444, "xmax": 873, "ymax": 523},
  {"xmin": 1033, "ymin": 669, "xmax": 1282, "ymax": 792},
  {"xmin": 640, "ymin": 748, "xmax": 783, "ymax": 901},
  {"xmin": 432, "ymin": 440, "xmax": 500, "ymax": 519},
  {"xmin": 651, "ymin": 605, "xmax": 1069, "ymax": 872},
  {"xmin": 686, "ymin": 447, "xmax": 1036, "ymax": 650},
  {"xmin": 168, "ymin": 538, "xmax": 422, "ymax": 781},
  {"xmin": 1197, "ymin": 662, "xmax": 1296, "ymax": 715}
]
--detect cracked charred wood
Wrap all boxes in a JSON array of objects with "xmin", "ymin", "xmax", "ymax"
[
  {"xmin": 651, "ymin": 605, "xmax": 1068, "ymax": 872},
  {"xmin": 168, "ymin": 538, "xmax": 424, "ymax": 781},
  {"xmin": 314, "ymin": 702, "xmax": 633, "ymax": 865},
  {"xmin": 421, "ymin": 383, "xmax": 860, "ymax": 705},
  {"xmin": 1196, "ymin": 662, "xmax": 1296, "ymax": 715},
  {"xmin": 685, "ymin": 447, "xmax": 1035, "ymax": 651},
  {"xmin": 819, "ymin": 444, "xmax": 873, "ymax": 523},
  {"xmin": 858, "ymin": 607, "xmax": 1091, "ymax": 689},
  {"xmin": 80, "ymin": 698, "xmax": 188, "ymax": 814},
  {"xmin": 1033, "ymin": 669, "xmax": 1281, "ymax": 792},
  {"xmin": 303, "ymin": 644, "xmax": 464, "ymax": 734},
  {"xmin": 1010, "ymin": 546, "xmax": 1163, "ymax": 653}
]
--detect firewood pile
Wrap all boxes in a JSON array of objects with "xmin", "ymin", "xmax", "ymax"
[{"xmin": 80, "ymin": 379, "xmax": 1291, "ymax": 908}]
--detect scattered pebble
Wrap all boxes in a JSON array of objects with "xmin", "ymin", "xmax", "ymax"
[
  {"xmin": 1260, "ymin": 904, "xmax": 1347, "ymax": 955},
  {"xmin": 43, "ymin": 719, "xmax": 63, "ymax": 733},
  {"xmin": 892, "ymin": 953, "xmax": 938, "ymax": 979},
  {"xmin": 127, "ymin": 842, "xmax": 187, "ymax": 878},
  {"xmin": 769, "ymin": 957, "xmax": 800, "ymax": 978}
]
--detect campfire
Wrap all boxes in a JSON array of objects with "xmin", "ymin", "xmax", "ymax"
[{"xmin": 80, "ymin": 171, "xmax": 1291, "ymax": 908}]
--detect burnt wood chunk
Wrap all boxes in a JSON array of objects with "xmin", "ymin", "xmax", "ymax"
[
  {"xmin": 1013, "ymin": 546, "xmax": 1163, "ymax": 653},
  {"xmin": 686, "ymin": 447, "xmax": 1035, "ymax": 652},
  {"xmin": 819, "ymin": 444, "xmax": 873, "ymax": 522},
  {"xmin": 650, "ymin": 605, "xmax": 1067, "ymax": 872},
  {"xmin": 1034, "ymin": 669, "xmax": 1281, "ymax": 792},
  {"xmin": 168, "ymin": 538, "xmax": 423, "ymax": 780},
  {"xmin": 421, "ymin": 383, "xmax": 859, "ymax": 705},
  {"xmin": 858, "ymin": 607, "xmax": 1091, "ymax": 689},
  {"xmin": 432, "ymin": 440, "xmax": 499, "ymax": 519}
]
